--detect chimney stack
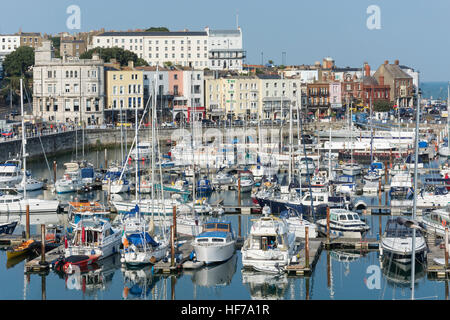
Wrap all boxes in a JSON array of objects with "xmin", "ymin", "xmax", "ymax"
[
  {"xmin": 128, "ymin": 60, "xmax": 134, "ymax": 69},
  {"xmin": 379, "ymin": 76, "xmax": 384, "ymax": 85},
  {"xmin": 384, "ymin": 60, "xmax": 389, "ymax": 65},
  {"xmin": 394, "ymin": 59, "xmax": 399, "ymax": 65},
  {"xmin": 364, "ymin": 62, "xmax": 370, "ymax": 77}
]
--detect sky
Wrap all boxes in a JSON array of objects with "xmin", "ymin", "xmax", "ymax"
[{"xmin": 0, "ymin": 0, "xmax": 448, "ymax": 82}]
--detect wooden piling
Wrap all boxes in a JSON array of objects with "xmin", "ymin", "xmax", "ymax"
[
  {"xmin": 389, "ymin": 149, "xmax": 393, "ymax": 168},
  {"xmin": 326, "ymin": 207, "xmax": 330, "ymax": 244},
  {"xmin": 445, "ymin": 227, "xmax": 448, "ymax": 270},
  {"xmin": 326, "ymin": 250, "xmax": 331, "ymax": 288},
  {"xmin": 104, "ymin": 148, "xmax": 108, "ymax": 169},
  {"xmin": 379, "ymin": 215, "xmax": 382, "ymax": 239},
  {"xmin": 172, "ymin": 206, "xmax": 177, "ymax": 241},
  {"xmin": 238, "ymin": 215, "xmax": 242, "ymax": 238},
  {"xmin": 305, "ymin": 277, "xmax": 310, "ymax": 300},
  {"xmin": 170, "ymin": 226, "xmax": 175, "ymax": 267},
  {"xmin": 40, "ymin": 224, "xmax": 46, "ymax": 265},
  {"xmin": 378, "ymin": 179, "xmax": 382, "ymax": 206},
  {"xmin": 305, "ymin": 226, "xmax": 309, "ymax": 269},
  {"xmin": 41, "ymin": 274, "xmax": 46, "ymax": 300},
  {"xmin": 53, "ymin": 161, "xmax": 57, "ymax": 183},
  {"xmin": 384, "ymin": 161, "xmax": 388, "ymax": 179},
  {"xmin": 171, "ymin": 276, "xmax": 176, "ymax": 300},
  {"xmin": 238, "ymin": 177, "xmax": 241, "ymax": 206},
  {"xmin": 26, "ymin": 204, "xmax": 30, "ymax": 240}
]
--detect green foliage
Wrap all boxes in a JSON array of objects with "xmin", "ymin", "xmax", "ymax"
[
  {"xmin": 49, "ymin": 36, "xmax": 61, "ymax": 58},
  {"xmin": 145, "ymin": 27, "xmax": 169, "ymax": 32},
  {"xmin": 3, "ymin": 46, "xmax": 35, "ymax": 77},
  {"xmin": 373, "ymin": 99, "xmax": 393, "ymax": 112},
  {"xmin": 268, "ymin": 60, "xmax": 274, "ymax": 65},
  {"xmin": 80, "ymin": 47, "xmax": 146, "ymax": 66},
  {"xmin": 163, "ymin": 61, "xmax": 173, "ymax": 67}
]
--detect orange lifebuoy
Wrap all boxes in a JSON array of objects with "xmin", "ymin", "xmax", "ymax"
[{"xmin": 442, "ymin": 219, "xmax": 447, "ymax": 227}]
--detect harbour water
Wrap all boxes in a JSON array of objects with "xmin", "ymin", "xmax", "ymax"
[{"xmin": 0, "ymin": 147, "xmax": 449, "ymax": 300}]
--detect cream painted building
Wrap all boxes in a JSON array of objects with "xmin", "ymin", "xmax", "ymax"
[
  {"xmin": 205, "ymin": 74, "xmax": 305, "ymax": 121},
  {"xmin": 104, "ymin": 61, "xmax": 144, "ymax": 123},
  {"xmin": 32, "ymin": 41, "xmax": 105, "ymax": 125},
  {"xmin": 92, "ymin": 28, "xmax": 244, "ymax": 71}
]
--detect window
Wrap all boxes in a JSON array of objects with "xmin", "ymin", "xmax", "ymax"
[
  {"xmin": 113, "ymin": 86, "xmax": 117, "ymax": 95},
  {"xmin": 174, "ymin": 74, "xmax": 178, "ymax": 80},
  {"xmin": 65, "ymin": 84, "xmax": 70, "ymax": 93},
  {"xmin": 74, "ymin": 84, "xmax": 79, "ymax": 93},
  {"xmin": 65, "ymin": 99, "xmax": 71, "ymax": 111},
  {"xmin": 48, "ymin": 71, "xmax": 52, "ymax": 78},
  {"xmin": 48, "ymin": 85, "xmax": 52, "ymax": 93},
  {"xmin": 85, "ymin": 100, "xmax": 90, "ymax": 112},
  {"xmin": 92, "ymin": 84, "xmax": 97, "ymax": 93}
]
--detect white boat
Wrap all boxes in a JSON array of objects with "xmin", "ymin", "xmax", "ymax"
[
  {"xmin": 192, "ymin": 220, "xmax": 236, "ymax": 264},
  {"xmin": 131, "ymin": 142, "xmax": 154, "ymax": 160},
  {"xmin": 439, "ymin": 145, "xmax": 450, "ymax": 158},
  {"xmin": 0, "ymin": 190, "xmax": 59, "ymax": 214},
  {"xmin": 363, "ymin": 180, "xmax": 379, "ymax": 195},
  {"xmin": 316, "ymin": 208, "xmax": 370, "ymax": 238},
  {"xmin": 363, "ymin": 170, "xmax": 381, "ymax": 182},
  {"xmin": 65, "ymin": 218, "xmax": 122, "ymax": 259},
  {"xmin": 241, "ymin": 270, "xmax": 289, "ymax": 300},
  {"xmin": 0, "ymin": 160, "xmax": 23, "ymax": 187},
  {"xmin": 212, "ymin": 171, "xmax": 234, "ymax": 185},
  {"xmin": 175, "ymin": 212, "xmax": 204, "ymax": 237},
  {"xmin": 297, "ymin": 157, "xmax": 315, "ymax": 175},
  {"xmin": 112, "ymin": 197, "xmax": 181, "ymax": 218},
  {"xmin": 280, "ymin": 209, "xmax": 318, "ymax": 239},
  {"xmin": 342, "ymin": 162, "xmax": 362, "ymax": 176},
  {"xmin": 15, "ymin": 177, "xmax": 44, "ymax": 192},
  {"xmin": 380, "ymin": 217, "xmax": 427, "ymax": 264},
  {"xmin": 416, "ymin": 187, "xmax": 450, "ymax": 207},
  {"xmin": 237, "ymin": 171, "xmax": 255, "ymax": 193},
  {"xmin": 420, "ymin": 208, "xmax": 450, "ymax": 237},
  {"xmin": 121, "ymin": 220, "xmax": 169, "ymax": 266},
  {"xmin": 109, "ymin": 179, "xmax": 131, "ymax": 194},
  {"xmin": 389, "ymin": 172, "xmax": 412, "ymax": 196},
  {"xmin": 241, "ymin": 213, "xmax": 298, "ymax": 273},
  {"xmin": 55, "ymin": 171, "xmax": 83, "ymax": 194}
]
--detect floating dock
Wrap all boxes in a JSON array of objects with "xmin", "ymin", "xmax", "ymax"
[
  {"xmin": 425, "ymin": 234, "xmax": 450, "ymax": 279},
  {"xmin": 25, "ymin": 244, "xmax": 64, "ymax": 273},
  {"xmin": 286, "ymin": 239, "xmax": 323, "ymax": 276}
]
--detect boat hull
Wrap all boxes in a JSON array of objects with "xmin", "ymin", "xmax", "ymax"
[{"xmin": 193, "ymin": 241, "xmax": 236, "ymax": 264}]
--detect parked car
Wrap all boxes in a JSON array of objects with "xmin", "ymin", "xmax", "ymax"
[
  {"xmin": 201, "ymin": 119, "xmax": 215, "ymax": 127},
  {"xmin": 162, "ymin": 122, "xmax": 176, "ymax": 128},
  {"xmin": 261, "ymin": 119, "xmax": 273, "ymax": 126},
  {"xmin": 232, "ymin": 119, "xmax": 244, "ymax": 126}
]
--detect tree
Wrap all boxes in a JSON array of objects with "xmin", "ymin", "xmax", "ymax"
[
  {"xmin": 145, "ymin": 27, "xmax": 169, "ymax": 32},
  {"xmin": 373, "ymin": 99, "xmax": 393, "ymax": 112},
  {"xmin": 49, "ymin": 36, "xmax": 61, "ymax": 58},
  {"xmin": 268, "ymin": 60, "xmax": 274, "ymax": 65},
  {"xmin": 3, "ymin": 46, "xmax": 35, "ymax": 77},
  {"xmin": 163, "ymin": 61, "xmax": 173, "ymax": 67},
  {"xmin": 80, "ymin": 47, "xmax": 148, "ymax": 66}
]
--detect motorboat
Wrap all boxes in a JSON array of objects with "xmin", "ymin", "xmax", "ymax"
[
  {"xmin": 112, "ymin": 197, "xmax": 182, "ymax": 219},
  {"xmin": 389, "ymin": 172, "xmax": 412, "ymax": 198},
  {"xmin": 237, "ymin": 171, "xmax": 255, "ymax": 193},
  {"xmin": 332, "ymin": 174, "xmax": 357, "ymax": 195},
  {"xmin": 109, "ymin": 178, "xmax": 131, "ymax": 194},
  {"xmin": 67, "ymin": 200, "xmax": 110, "ymax": 230},
  {"xmin": 0, "ymin": 219, "xmax": 19, "ymax": 235},
  {"xmin": 241, "ymin": 212, "xmax": 298, "ymax": 273},
  {"xmin": 131, "ymin": 142, "xmax": 154, "ymax": 160},
  {"xmin": 196, "ymin": 177, "xmax": 213, "ymax": 196},
  {"xmin": 316, "ymin": 208, "xmax": 370, "ymax": 238},
  {"xmin": 241, "ymin": 270, "xmax": 289, "ymax": 300},
  {"xmin": 363, "ymin": 170, "xmax": 381, "ymax": 182},
  {"xmin": 420, "ymin": 208, "xmax": 450, "ymax": 237},
  {"xmin": 190, "ymin": 254, "xmax": 237, "ymax": 287},
  {"xmin": 380, "ymin": 217, "xmax": 427, "ymax": 264},
  {"xmin": 0, "ymin": 160, "xmax": 23, "ymax": 187},
  {"xmin": 416, "ymin": 186, "xmax": 450, "ymax": 207},
  {"xmin": 55, "ymin": 170, "xmax": 83, "ymax": 194},
  {"xmin": 192, "ymin": 220, "xmax": 236, "ymax": 264},
  {"xmin": 342, "ymin": 162, "xmax": 362, "ymax": 176},
  {"xmin": 15, "ymin": 176, "xmax": 44, "ymax": 192},
  {"xmin": 279, "ymin": 209, "xmax": 318, "ymax": 239},
  {"xmin": 0, "ymin": 189, "xmax": 60, "ymax": 214},
  {"xmin": 65, "ymin": 218, "xmax": 122, "ymax": 259},
  {"xmin": 212, "ymin": 171, "xmax": 234, "ymax": 185}
]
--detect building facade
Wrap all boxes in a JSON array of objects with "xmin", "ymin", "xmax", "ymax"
[
  {"xmin": 92, "ymin": 28, "xmax": 244, "ymax": 70},
  {"xmin": 32, "ymin": 41, "xmax": 105, "ymax": 125},
  {"xmin": 19, "ymin": 32, "xmax": 44, "ymax": 49},
  {"xmin": 61, "ymin": 38, "xmax": 87, "ymax": 57}
]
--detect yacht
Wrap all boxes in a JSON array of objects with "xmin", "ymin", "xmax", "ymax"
[
  {"xmin": 55, "ymin": 169, "xmax": 83, "ymax": 194},
  {"xmin": 237, "ymin": 171, "xmax": 255, "ymax": 193},
  {"xmin": 0, "ymin": 190, "xmax": 59, "ymax": 214},
  {"xmin": 67, "ymin": 200, "xmax": 110, "ymax": 230},
  {"xmin": 212, "ymin": 171, "xmax": 234, "ymax": 185},
  {"xmin": 15, "ymin": 176, "xmax": 44, "ymax": 192},
  {"xmin": 0, "ymin": 160, "xmax": 23, "ymax": 187},
  {"xmin": 416, "ymin": 186, "xmax": 450, "ymax": 207},
  {"xmin": 380, "ymin": 217, "xmax": 427, "ymax": 264},
  {"xmin": 121, "ymin": 220, "xmax": 169, "ymax": 266},
  {"xmin": 192, "ymin": 220, "xmax": 236, "ymax": 264},
  {"xmin": 241, "ymin": 213, "xmax": 298, "ymax": 273},
  {"xmin": 131, "ymin": 142, "xmax": 154, "ymax": 160},
  {"xmin": 65, "ymin": 218, "xmax": 122, "ymax": 259},
  {"xmin": 420, "ymin": 208, "xmax": 450, "ymax": 237},
  {"xmin": 316, "ymin": 208, "xmax": 370, "ymax": 238},
  {"xmin": 112, "ymin": 197, "xmax": 181, "ymax": 219},
  {"xmin": 279, "ymin": 209, "xmax": 318, "ymax": 239},
  {"xmin": 342, "ymin": 162, "xmax": 362, "ymax": 176}
]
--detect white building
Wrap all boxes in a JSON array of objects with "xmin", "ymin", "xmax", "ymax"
[
  {"xmin": 281, "ymin": 69, "xmax": 318, "ymax": 83},
  {"xmin": 0, "ymin": 34, "xmax": 20, "ymax": 77},
  {"xmin": 92, "ymin": 28, "xmax": 244, "ymax": 71},
  {"xmin": 32, "ymin": 41, "xmax": 105, "ymax": 125},
  {"xmin": 207, "ymin": 28, "xmax": 245, "ymax": 71}
]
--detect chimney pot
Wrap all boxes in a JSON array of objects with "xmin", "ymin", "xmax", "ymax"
[
  {"xmin": 394, "ymin": 60, "xmax": 399, "ymax": 65},
  {"xmin": 384, "ymin": 60, "xmax": 389, "ymax": 65}
]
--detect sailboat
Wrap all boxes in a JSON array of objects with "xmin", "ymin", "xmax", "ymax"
[
  {"xmin": 439, "ymin": 83, "xmax": 450, "ymax": 157},
  {"xmin": 0, "ymin": 79, "xmax": 59, "ymax": 214}
]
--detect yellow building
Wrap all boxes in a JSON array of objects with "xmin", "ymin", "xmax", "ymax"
[
  {"xmin": 205, "ymin": 76, "xmax": 259, "ymax": 121},
  {"xmin": 105, "ymin": 60, "xmax": 144, "ymax": 123}
]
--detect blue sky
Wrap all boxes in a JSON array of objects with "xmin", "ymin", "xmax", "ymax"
[{"xmin": 0, "ymin": 0, "xmax": 448, "ymax": 81}]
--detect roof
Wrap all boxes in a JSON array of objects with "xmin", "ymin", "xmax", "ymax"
[
  {"xmin": 209, "ymin": 29, "xmax": 241, "ymax": 36},
  {"xmin": 362, "ymin": 76, "xmax": 379, "ymax": 86},
  {"xmin": 61, "ymin": 39, "xmax": 85, "ymax": 43},
  {"xmin": 256, "ymin": 74, "xmax": 281, "ymax": 80},
  {"xmin": 96, "ymin": 31, "xmax": 207, "ymax": 37},
  {"xmin": 382, "ymin": 64, "xmax": 412, "ymax": 79}
]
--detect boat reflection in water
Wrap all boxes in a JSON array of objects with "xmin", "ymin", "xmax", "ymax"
[
  {"xmin": 381, "ymin": 258, "xmax": 426, "ymax": 288},
  {"xmin": 330, "ymin": 250, "xmax": 367, "ymax": 263},
  {"xmin": 190, "ymin": 254, "xmax": 237, "ymax": 288},
  {"xmin": 241, "ymin": 270, "xmax": 288, "ymax": 300},
  {"xmin": 121, "ymin": 266, "xmax": 162, "ymax": 300},
  {"xmin": 63, "ymin": 253, "xmax": 121, "ymax": 296}
]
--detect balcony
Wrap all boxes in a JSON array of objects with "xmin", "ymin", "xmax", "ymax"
[{"xmin": 208, "ymin": 49, "xmax": 246, "ymax": 60}]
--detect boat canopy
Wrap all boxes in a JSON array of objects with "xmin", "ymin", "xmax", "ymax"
[
  {"xmin": 127, "ymin": 232, "xmax": 159, "ymax": 247},
  {"xmin": 197, "ymin": 231, "xmax": 229, "ymax": 238}
]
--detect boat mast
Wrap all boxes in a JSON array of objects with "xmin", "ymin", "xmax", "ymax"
[
  {"xmin": 20, "ymin": 78, "xmax": 26, "ymax": 199},
  {"xmin": 289, "ymin": 84, "xmax": 293, "ymax": 192},
  {"xmin": 151, "ymin": 71, "xmax": 158, "ymax": 222},
  {"xmin": 370, "ymin": 93, "xmax": 373, "ymax": 165},
  {"xmin": 447, "ymin": 82, "xmax": 449, "ymax": 150},
  {"xmin": 411, "ymin": 74, "xmax": 420, "ymax": 300},
  {"xmin": 296, "ymin": 89, "xmax": 302, "ymax": 198}
]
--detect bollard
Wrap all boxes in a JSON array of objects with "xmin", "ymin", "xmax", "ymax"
[{"xmin": 305, "ymin": 226, "xmax": 309, "ymax": 269}]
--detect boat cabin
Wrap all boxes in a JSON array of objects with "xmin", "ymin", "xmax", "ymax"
[
  {"xmin": 195, "ymin": 222, "xmax": 234, "ymax": 244},
  {"xmin": 329, "ymin": 209, "xmax": 361, "ymax": 223},
  {"xmin": 384, "ymin": 218, "xmax": 422, "ymax": 238}
]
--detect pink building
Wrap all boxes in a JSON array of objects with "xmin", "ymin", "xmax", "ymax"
[{"xmin": 329, "ymin": 82, "xmax": 342, "ymax": 109}]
